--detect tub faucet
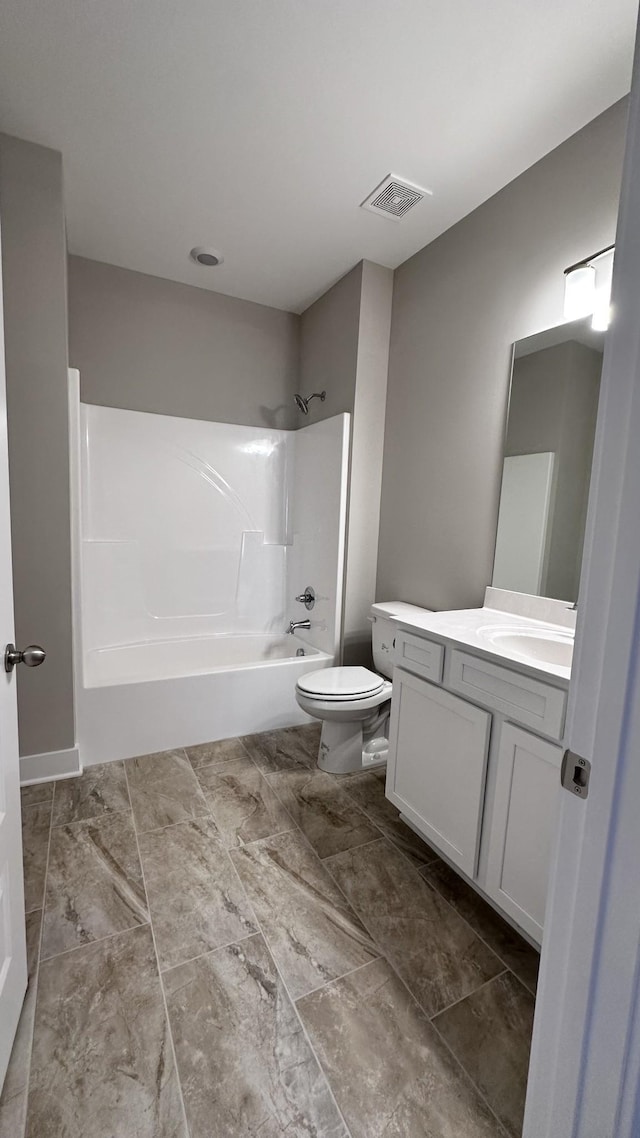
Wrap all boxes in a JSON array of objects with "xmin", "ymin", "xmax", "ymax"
[{"xmin": 286, "ymin": 619, "xmax": 311, "ymax": 635}]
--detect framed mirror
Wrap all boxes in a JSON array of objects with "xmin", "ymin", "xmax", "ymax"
[{"xmin": 492, "ymin": 316, "xmax": 604, "ymax": 603}]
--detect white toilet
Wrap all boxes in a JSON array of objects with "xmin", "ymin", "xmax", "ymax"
[{"xmin": 295, "ymin": 602, "xmax": 428, "ymax": 774}]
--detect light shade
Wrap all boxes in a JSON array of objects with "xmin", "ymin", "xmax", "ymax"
[
  {"xmin": 592, "ymin": 248, "xmax": 615, "ymax": 331},
  {"xmin": 564, "ymin": 264, "xmax": 596, "ymax": 321}
]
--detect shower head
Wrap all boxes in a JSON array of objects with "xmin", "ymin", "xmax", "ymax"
[{"xmin": 294, "ymin": 391, "xmax": 326, "ymax": 415}]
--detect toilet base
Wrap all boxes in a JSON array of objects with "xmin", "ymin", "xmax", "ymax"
[{"xmin": 317, "ymin": 712, "xmax": 390, "ymax": 775}]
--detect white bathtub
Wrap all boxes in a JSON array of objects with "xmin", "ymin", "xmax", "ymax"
[{"xmin": 76, "ymin": 634, "xmax": 331, "ymax": 766}]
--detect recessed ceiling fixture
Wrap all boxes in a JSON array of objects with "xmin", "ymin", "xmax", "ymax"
[
  {"xmin": 361, "ymin": 173, "xmax": 432, "ymax": 221},
  {"xmin": 190, "ymin": 246, "xmax": 224, "ymax": 267}
]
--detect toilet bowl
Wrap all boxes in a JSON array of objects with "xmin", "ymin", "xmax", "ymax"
[
  {"xmin": 296, "ymin": 666, "xmax": 393, "ymax": 774},
  {"xmin": 295, "ymin": 602, "xmax": 430, "ymax": 775}
]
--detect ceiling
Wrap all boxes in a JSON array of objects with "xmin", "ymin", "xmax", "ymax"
[{"xmin": 0, "ymin": 1, "xmax": 636, "ymax": 314}]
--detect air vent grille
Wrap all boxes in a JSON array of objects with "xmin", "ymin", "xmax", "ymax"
[{"xmin": 361, "ymin": 174, "xmax": 432, "ymax": 221}]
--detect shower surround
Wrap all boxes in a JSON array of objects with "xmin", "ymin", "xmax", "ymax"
[{"xmin": 68, "ymin": 371, "xmax": 350, "ymax": 765}]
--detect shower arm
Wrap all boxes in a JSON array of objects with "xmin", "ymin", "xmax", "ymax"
[{"xmin": 294, "ymin": 390, "xmax": 327, "ymax": 414}]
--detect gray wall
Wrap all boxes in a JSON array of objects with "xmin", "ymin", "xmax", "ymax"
[
  {"xmin": 343, "ymin": 261, "xmax": 393, "ymax": 664},
  {"xmin": 68, "ymin": 257, "xmax": 300, "ymax": 430},
  {"xmin": 0, "ymin": 134, "xmax": 75, "ymax": 756},
  {"xmin": 376, "ymin": 99, "xmax": 628, "ymax": 611},
  {"xmin": 299, "ymin": 260, "xmax": 393, "ymax": 665},
  {"xmin": 298, "ymin": 262, "xmax": 363, "ymax": 422},
  {"xmin": 505, "ymin": 341, "xmax": 601, "ymax": 602}
]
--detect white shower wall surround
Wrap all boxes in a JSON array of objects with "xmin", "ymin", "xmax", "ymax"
[{"xmin": 69, "ymin": 371, "xmax": 350, "ymax": 764}]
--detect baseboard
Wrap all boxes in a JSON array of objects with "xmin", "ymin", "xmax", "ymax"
[{"xmin": 20, "ymin": 746, "xmax": 82, "ymax": 785}]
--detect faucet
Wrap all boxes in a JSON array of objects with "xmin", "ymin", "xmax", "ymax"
[{"xmin": 286, "ymin": 618, "xmax": 311, "ymax": 635}]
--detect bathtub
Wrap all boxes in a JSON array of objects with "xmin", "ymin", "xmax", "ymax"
[{"xmin": 76, "ymin": 634, "xmax": 331, "ymax": 766}]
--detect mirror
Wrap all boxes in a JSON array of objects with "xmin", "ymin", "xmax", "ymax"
[{"xmin": 492, "ymin": 317, "xmax": 604, "ymax": 603}]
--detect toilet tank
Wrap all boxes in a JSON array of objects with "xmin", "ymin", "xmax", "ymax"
[{"xmin": 370, "ymin": 602, "xmax": 433, "ymax": 679}]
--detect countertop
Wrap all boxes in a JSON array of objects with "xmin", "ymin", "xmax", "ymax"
[{"xmin": 395, "ymin": 604, "xmax": 574, "ymax": 687}]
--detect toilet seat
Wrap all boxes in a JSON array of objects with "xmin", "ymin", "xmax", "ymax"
[
  {"xmin": 297, "ymin": 666, "xmax": 384, "ymax": 701},
  {"xmin": 295, "ymin": 681, "xmax": 392, "ymax": 717}
]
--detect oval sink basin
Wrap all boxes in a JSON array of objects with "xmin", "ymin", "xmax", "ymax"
[{"xmin": 483, "ymin": 629, "xmax": 574, "ymax": 669}]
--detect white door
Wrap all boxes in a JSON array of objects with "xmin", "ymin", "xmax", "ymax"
[
  {"xmin": 523, "ymin": 15, "xmax": 640, "ymax": 1136},
  {"xmin": 492, "ymin": 451, "xmax": 555, "ymax": 594},
  {"xmin": 386, "ymin": 667, "xmax": 491, "ymax": 876},
  {"xmin": 485, "ymin": 723, "xmax": 562, "ymax": 944},
  {"xmin": 0, "ymin": 223, "xmax": 27, "ymax": 1084}
]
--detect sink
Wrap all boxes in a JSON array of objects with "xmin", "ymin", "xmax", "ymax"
[{"xmin": 478, "ymin": 627, "xmax": 574, "ymax": 669}]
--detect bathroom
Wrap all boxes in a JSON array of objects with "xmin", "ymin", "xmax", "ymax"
[{"xmin": 1, "ymin": 3, "xmax": 640, "ymax": 1136}]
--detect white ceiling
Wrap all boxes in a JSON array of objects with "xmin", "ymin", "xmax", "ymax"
[{"xmin": 0, "ymin": 1, "xmax": 636, "ymax": 313}]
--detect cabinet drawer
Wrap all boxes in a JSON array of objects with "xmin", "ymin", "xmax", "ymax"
[
  {"xmin": 448, "ymin": 649, "xmax": 566, "ymax": 740},
  {"xmin": 394, "ymin": 629, "xmax": 444, "ymax": 684}
]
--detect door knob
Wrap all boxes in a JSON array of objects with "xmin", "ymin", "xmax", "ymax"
[{"xmin": 4, "ymin": 644, "xmax": 46, "ymax": 673}]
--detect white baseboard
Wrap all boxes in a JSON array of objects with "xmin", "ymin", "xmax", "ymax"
[{"xmin": 20, "ymin": 746, "xmax": 82, "ymax": 785}]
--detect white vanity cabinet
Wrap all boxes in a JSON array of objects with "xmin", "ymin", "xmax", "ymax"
[{"xmin": 386, "ymin": 627, "xmax": 567, "ymax": 944}]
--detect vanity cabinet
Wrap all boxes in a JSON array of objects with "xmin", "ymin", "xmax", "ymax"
[
  {"xmin": 485, "ymin": 723, "xmax": 563, "ymax": 941},
  {"xmin": 388, "ymin": 668, "xmax": 491, "ymax": 877},
  {"xmin": 386, "ymin": 629, "xmax": 566, "ymax": 944}
]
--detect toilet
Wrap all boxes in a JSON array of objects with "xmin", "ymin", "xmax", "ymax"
[{"xmin": 295, "ymin": 602, "xmax": 429, "ymax": 775}]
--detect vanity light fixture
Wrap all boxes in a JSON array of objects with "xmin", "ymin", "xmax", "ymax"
[{"xmin": 564, "ymin": 244, "xmax": 615, "ymax": 330}]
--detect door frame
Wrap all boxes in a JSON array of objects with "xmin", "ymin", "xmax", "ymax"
[{"xmin": 524, "ymin": 14, "xmax": 640, "ymax": 1135}]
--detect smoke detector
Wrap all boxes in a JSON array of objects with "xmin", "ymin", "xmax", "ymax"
[
  {"xmin": 360, "ymin": 174, "xmax": 432, "ymax": 221},
  {"xmin": 190, "ymin": 246, "xmax": 224, "ymax": 267}
]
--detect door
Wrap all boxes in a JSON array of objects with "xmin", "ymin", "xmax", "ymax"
[
  {"xmin": 485, "ymin": 723, "xmax": 562, "ymax": 944},
  {"xmin": 493, "ymin": 451, "xmax": 555, "ymax": 594},
  {"xmin": 386, "ymin": 667, "xmax": 491, "ymax": 876},
  {"xmin": 523, "ymin": 13, "xmax": 640, "ymax": 1135},
  {"xmin": 0, "ymin": 222, "xmax": 27, "ymax": 1084}
]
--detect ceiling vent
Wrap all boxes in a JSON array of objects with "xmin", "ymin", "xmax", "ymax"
[{"xmin": 361, "ymin": 174, "xmax": 432, "ymax": 221}]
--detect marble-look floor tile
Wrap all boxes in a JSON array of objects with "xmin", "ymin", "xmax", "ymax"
[
  {"xmin": 434, "ymin": 971, "xmax": 535, "ymax": 1137},
  {"xmin": 25, "ymin": 925, "xmax": 187, "ymax": 1138},
  {"xmin": 164, "ymin": 932, "xmax": 347, "ymax": 1138},
  {"xmin": 0, "ymin": 910, "xmax": 42, "ymax": 1133},
  {"xmin": 288, "ymin": 722, "xmax": 321, "ymax": 755},
  {"xmin": 195, "ymin": 757, "xmax": 293, "ymax": 848},
  {"xmin": 20, "ymin": 781, "xmax": 55, "ymax": 808},
  {"xmin": 241, "ymin": 727, "xmax": 317, "ymax": 775},
  {"xmin": 326, "ymin": 838, "xmax": 503, "ymax": 1017},
  {"xmin": 422, "ymin": 860, "xmax": 540, "ymax": 994},
  {"xmin": 125, "ymin": 749, "xmax": 210, "ymax": 833},
  {"xmin": 0, "ymin": 1085, "xmax": 27, "ymax": 1138},
  {"xmin": 185, "ymin": 736, "xmax": 249, "ymax": 771},
  {"xmin": 340, "ymin": 768, "xmax": 439, "ymax": 867},
  {"xmin": 21, "ymin": 803, "xmax": 51, "ymax": 914},
  {"xmin": 297, "ymin": 957, "xmax": 502, "ymax": 1138},
  {"xmin": 51, "ymin": 762, "xmax": 130, "ymax": 827},
  {"xmin": 267, "ymin": 768, "xmax": 379, "ymax": 859},
  {"xmin": 138, "ymin": 818, "xmax": 256, "ymax": 969},
  {"xmin": 230, "ymin": 830, "xmax": 378, "ymax": 1000},
  {"xmin": 41, "ymin": 812, "xmax": 149, "ymax": 959}
]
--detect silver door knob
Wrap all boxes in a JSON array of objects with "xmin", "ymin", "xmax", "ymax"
[{"xmin": 4, "ymin": 644, "xmax": 46, "ymax": 673}]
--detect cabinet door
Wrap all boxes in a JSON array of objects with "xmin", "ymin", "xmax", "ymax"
[
  {"xmin": 386, "ymin": 667, "xmax": 491, "ymax": 876},
  {"xmin": 485, "ymin": 722, "xmax": 562, "ymax": 943}
]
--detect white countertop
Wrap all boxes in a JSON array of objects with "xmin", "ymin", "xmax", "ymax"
[{"xmin": 395, "ymin": 603, "xmax": 574, "ymax": 686}]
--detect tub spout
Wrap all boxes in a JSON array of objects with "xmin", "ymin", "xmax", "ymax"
[{"xmin": 286, "ymin": 619, "xmax": 311, "ymax": 635}]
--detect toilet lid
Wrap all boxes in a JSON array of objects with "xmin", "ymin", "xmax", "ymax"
[{"xmin": 297, "ymin": 666, "xmax": 384, "ymax": 700}]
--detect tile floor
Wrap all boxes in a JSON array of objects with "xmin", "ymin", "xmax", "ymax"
[{"xmin": 1, "ymin": 724, "xmax": 539, "ymax": 1138}]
